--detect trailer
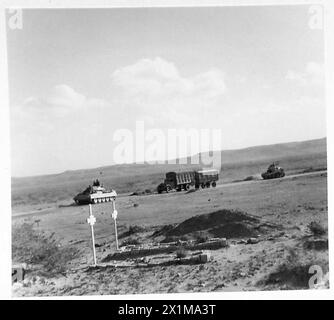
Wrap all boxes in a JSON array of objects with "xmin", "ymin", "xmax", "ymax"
[
  {"xmin": 194, "ymin": 169, "xmax": 219, "ymax": 188},
  {"xmin": 157, "ymin": 169, "xmax": 220, "ymax": 193}
]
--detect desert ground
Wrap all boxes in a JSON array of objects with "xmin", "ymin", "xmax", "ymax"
[
  {"xmin": 11, "ymin": 138, "xmax": 329, "ymax": 296},
  {"xmin": 12, "ymin": 168, "xmax": 328, "ymax": 296}
]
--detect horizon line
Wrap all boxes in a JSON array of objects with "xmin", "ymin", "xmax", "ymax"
[{"xmin": 11, "ymin": 136, "xmax": 327, "ymax": 179}]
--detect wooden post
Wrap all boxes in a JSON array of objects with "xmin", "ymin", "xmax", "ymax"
[
  {"xmin": 112, "ymin": 200, "xmax": 119, "ymax": 251},
  {"xmin": 87, "ymin": 204, "xmax": 97, "ymax": 266},
  {"xmin": 114, "ymin": 218, "xmax": 119, "ymax": 251}
]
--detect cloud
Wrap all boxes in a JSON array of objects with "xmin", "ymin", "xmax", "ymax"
[
  {"xmin": 15, "ymin": 58, "xmax": 227, "ymax": 129},
  {"xmin": 110, "ymin": 57, "xmax": 226, "ymax": 125},
  {"xmin": 10, "ymin": 84, "xmax": 110, "ymax": 143},
  {"xmin": 45, "ymin": 84, "xmax": 86, "ymax": 109},
  {"xmin": 21, "ymin": 84, "xmax": 106, "ymax": 118},
  {"xmin": 286, "ymin": 62, "xmax": 324, "ymax": 86}
]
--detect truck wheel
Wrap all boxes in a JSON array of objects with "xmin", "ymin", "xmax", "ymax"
[
  {"xmin": 206, "ymin": 182, "xmax": 211, "ymax": 188},
  {"xmin": 166, "ymin": 185, "xmax": 172, "ymax": 193},
  {"xmin": 201, "ymin": 183, "xmax": 205, "ymax": 189},
  {"xmin": 185, "ymin": 184, "xmax": 190, "ymax": 190},
  {"xmin": 212, "ymin": 181, "xmax": 216, "ymax": 187}
]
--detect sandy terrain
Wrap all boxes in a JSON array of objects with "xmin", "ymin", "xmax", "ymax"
[{"xmin": 12, "ymin": 170, "xmax": 328, "ymax": 296}]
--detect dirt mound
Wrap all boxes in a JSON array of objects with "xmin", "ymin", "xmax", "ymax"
[
  {"xmin": 157, "ymin": 209, "xmax": 279, "ymax": 241},
  {"xmin": 119, "ymin": 225, "xmax": 147, "ymax": 239},
  {"xmin": 151, "ymin": 224, "xmax": 177, "ymax": 238}
]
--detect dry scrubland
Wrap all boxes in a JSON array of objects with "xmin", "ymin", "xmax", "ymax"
[
  {"xmin": 11, "ymin": 138, "xmax": 326, "ymax": 209},
  {"xmin": 11, "ymin": 138, "xmax": 328, "ymax": 296},
  {"xmin": 12, "ymin": 172, "xmax": 328, "ymax": 296}
]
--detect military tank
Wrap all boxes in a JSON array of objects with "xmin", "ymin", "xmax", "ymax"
[
  {"xmin": 73, "ymin": 179, "xmax": 117, "ymax": 204},
  {"xmin": 261, "ymin": 163, "xmax": 285, "ymax": 180}
]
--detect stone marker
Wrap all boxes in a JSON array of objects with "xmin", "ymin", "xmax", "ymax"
[
  {"xmin": 247, "ymin": 238, "xmax": 259, "ymax": 244},
  {"xmin": 12, "ymin": 264, "xmax": 26, "ymax": 284}
]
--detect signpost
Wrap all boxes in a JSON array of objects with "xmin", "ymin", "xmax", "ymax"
[
  {"xmin": 87, "ymin": 204, "xmax": 97, "ymax": 266},
  {"xmin": 86, "ymin": 195, "xmax": 119, "ymax": 267},
  {"xmin": 112, "ymin": 200, "xmax": 119, "ymax": 250}
]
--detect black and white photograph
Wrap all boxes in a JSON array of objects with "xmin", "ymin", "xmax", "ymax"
[{"xmin": 1, "ymin": 0, "xmax": 333, "ymax": 299}]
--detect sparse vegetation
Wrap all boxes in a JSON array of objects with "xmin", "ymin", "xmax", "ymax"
[
  {"xmin": 12, "ymin": 222, "xmax": 78, "ymax": 277},
  {"xmin": 121, "ymin": 238, "xmax": 141, "ymax": 246},
  {"xmin": 120, "ymin": 225, "xmax": 146, "ymax": 239},
  {"xmin": 264, "ymin": 262, "xmax": 312, "ymax": 289},
  {"xmin": 244, "ymin": 176, "xmax": 256, "ymax": 181},
  {"xmin": 301, "ymin": 166, "xmax": 327, "ymax": 174},
  {"xmin": 307, "ymin": 221, "xmax": 326, "ymax": 236},
  {"xmin": 259, "ymin": 245, "xmax": 329, "ymax": 290},
  {"xmin": 11, "ymin": 138, "xmax": 327, "ymax": 208},
  {"xmin": 303, "ymin": 238, "xmax": 328, "ymax": 251},
  {"xmin": 11, "ymin": 142, "xmax": 328, "ymax": 296}
]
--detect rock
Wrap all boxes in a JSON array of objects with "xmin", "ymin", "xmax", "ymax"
[
  {"xmin": 12, "ymin": 282, "xmax": 23, "ymax": 290},
  {"xmin": 199, "ymin": 254, "xmax": 208, "ymax": 263},
  {"xmin": 12, "ymin": 264, "xmax": 26, "ymax": 283},
  {"xmin": 22, "ymin": 279, "xmax": 31, "ymax": 287},
  {"xmin": 237, "ymin": 239, "xmax": 247, "ymax": 244},
  {"xmin": 247, "ymin": 238, "xmax": 259, "ymax": 244},
  {"xmin": 202, "ymin": 250, "xmax": 213, "ymax": 261},
  {"xmin": 193, "ymin": 255, "xmax": 208, "ymax": 264}
]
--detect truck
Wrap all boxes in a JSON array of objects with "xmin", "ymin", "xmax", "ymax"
[
  {"xmin": 157, "ymin": 169, "xmax": 219, "ymax": 193},
  {"xmin": 157, "ymin": 171, "xmax": 196, "ymax": 193}
]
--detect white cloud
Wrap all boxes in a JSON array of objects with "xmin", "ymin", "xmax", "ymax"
[
  {"xmin": 45, "ymin": 85, "xmax": 86, "ymax": 109},
  {"xmin": 286, "ymin": 62, "xmax": 324, "ymax": 86},
  {"xmin": 21, "ymin": 84, "xmax": 107, "ymax": 118},
  {"xmin": 15, "ymin": 59, "xmax": 227, "ymax": 129},
  {"xmin": 110, "ymin": 57, "xmax": 226, "ymax": 125},
  {"xmin": 10, "ymin": 84, "xmax": 110, "ymax": 144}
]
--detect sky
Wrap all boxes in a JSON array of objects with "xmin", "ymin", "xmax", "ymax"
[{"xmin": 6, "ymin": 5, "xmax": 326, "ymax": 177}]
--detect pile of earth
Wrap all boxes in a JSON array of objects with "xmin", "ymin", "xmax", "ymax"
[{"xmin": 153, "ymin": 209, "xmax": 280, "ymax": 242}]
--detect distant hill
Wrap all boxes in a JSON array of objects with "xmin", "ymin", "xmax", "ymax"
[
  {"xmin": 193, "ymin": 137, "xmax": 327, "ymax": 165},
  {"xmin": 11, "ymin": 137, "xmax": 327, "ymax": 208}
]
